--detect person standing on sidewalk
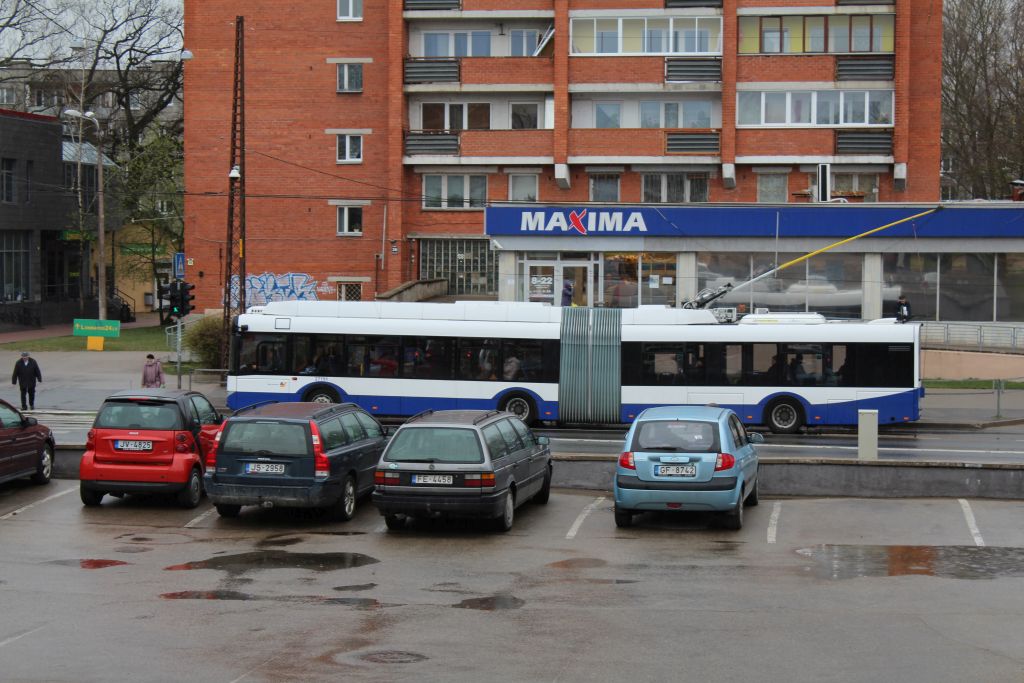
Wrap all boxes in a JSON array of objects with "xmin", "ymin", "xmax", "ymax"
[
  {"xmin": 11, "ymin": 351, "xmax": 41, "ymax": 410},
  {"xmin": 141, "ymin": 354, "xmax": 166, "ymax": 389}
]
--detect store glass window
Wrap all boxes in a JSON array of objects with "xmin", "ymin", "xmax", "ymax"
[
  {"xmin": 752, "ymin": 252, "xmax": 804, "ymax": 313},
  {"xmin": 0, "ymin": 231, "xmax": 31, "ymax": 301},
  {"xmin": 641, "ymin": 253, "xmax": 677, "ymax": 306},
  {"xmin": 997, "ymin": 254, "xmax": 1024, "ymax": 322},
  {"xmin": 807, "ymin": 252, "xmax": 863, "ymax": 319},
  {"xmin": 940, "ymin": 254, "xmax": 995, "ymax": 321},
  {"xmin": 604, "ymin": 253, "xmax": 640, "ymax": 307},
  {"xmin": 882, "ymin": 252, "xmax": 938, "ymax": 321}
]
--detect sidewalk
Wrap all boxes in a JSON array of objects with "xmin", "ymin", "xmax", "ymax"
[{"xmin": 0, "ymin": 311, "xmax": 163, "ymax": 345}]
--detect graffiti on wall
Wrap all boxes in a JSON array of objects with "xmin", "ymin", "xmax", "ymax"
[{"xmin": 229, "ymin": 272, "xmax": 336, "ymax": 307}]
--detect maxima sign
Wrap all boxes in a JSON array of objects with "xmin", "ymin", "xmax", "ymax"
[{"xmin": 484, "ymin": 205, "xmax": 1023, "ymax": 239}]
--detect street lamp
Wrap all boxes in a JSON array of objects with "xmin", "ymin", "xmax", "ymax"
[{"xmin": 63, "ymin": 108, "xmax": 108, "ymax": 321}]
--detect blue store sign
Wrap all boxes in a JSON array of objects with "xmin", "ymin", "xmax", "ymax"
[{"xmin": 484, "ymin": 204, "xmax": 1024, "ymax": 239}]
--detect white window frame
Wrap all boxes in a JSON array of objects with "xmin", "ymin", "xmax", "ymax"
[
  {"xmin": 510, "ymin": 29, "xmax": 540, "ymax": 57},
  {"xmin": 336, "ymin": 134, "xmax": 363, "ymax": 163},
  {"xmin": 423, "ymin": 30, "xmax": 492, "ymax": 58},
  {"xmin": 337, "ymin": 0, "xmax": 362, "ymax": 21},
  {"xmin": 739, "ymin": 14, "xmax": 894, "ymax": 55},
  {"xmin": 509, "ymin": 174, "xmax": 538, "ymax": 202},
  {"xmin": 642, "ymin": 173, "xmax": 709, "ymax": 203},
  {"xmin": 336, "ymin": 63, "xmax": 363, "ymax": 93},
  {"xmin": 337, "ymin": 206, "xmax": 364, "ymax": 236},
  {"xmin": 589, "ymin": 174, "xmax": 621, "ymax": 202},
  {"xmin": 570, "ymin": 17, "xmax": 722, "ymax": 56},
  {"xmin": 735, "ymin": 90, "xmax": 894, "ymax": 128},
  {"xmin": 510, "ymin": 102, "xmax": 540, "ymax": 129},
  {"xmin": 422, "ymin": 174, "xmax": 488, "ymax": 210},
  {"xmin": 594, "ymin": 101, "xmax": 622, "ymax": 129},
  {"xmin": 0, "ymin": 86, "xmax": 15, "ymax": 106},
  {"xmin": 422, "ymin": 102, "xmax": 491, "ymax": 131},
  {"xmin": 757, "ymin": 173, "xmax": 789, "ymax": 203}
]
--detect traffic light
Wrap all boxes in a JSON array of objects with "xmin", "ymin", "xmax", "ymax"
[
  {"xmin": 158, "ymin": 280, "xmax": 174, "ymax": 314},
  {"xmin": 168, "ymin": 280, "xmax": 183, "ymax": 319},
  {"xmin": 179, "ymin": 281, "xmax": 196, "ymax": 317}
]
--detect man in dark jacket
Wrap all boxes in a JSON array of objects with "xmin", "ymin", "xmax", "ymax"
[{"xmin": 12, "ymin": 351, "xmax": 42, "ymax": 410}]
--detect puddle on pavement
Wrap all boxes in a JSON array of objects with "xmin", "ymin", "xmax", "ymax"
[
  {"xmin": 258, "ymin": 536, "xmax": 305, "ymax": 548},
  {"xmin": 160, "ymin": 590, "xmax": 383, "ymax": 609},
  {"xmin": 114, "ymin": 546, "xmax": 152, "ymax": 554},
  {"xmin": 50, "ymin": 559, "xmax": 129, "ymax": 569},
  {"xmin": 257, "ymin": 531, "xmax": 368, "ymax": 548},
  {"xmin": 797, "ymin": 545, "xmax": 1024, "ymax": 580},
  {"xmin": 358, "ymin": 651, "xmax": 428, "ymax": 664},
  {"xmin": 546, "ymin": 558, "xmax": 607, "ymax": 570},
  {"xmin": 452, "ymin": 595, "xmax": 525, "ymax": 610},
  {"xmin": 334, "ymin": 583, "xmax": 377, "ymax": 592},
  {"xmin": 116, "ymin": 532, "xmax": 192, "ymax": 546},
  {"xmin": 163, "ymin": 550, "xmax": 379, "ymax": 577}
]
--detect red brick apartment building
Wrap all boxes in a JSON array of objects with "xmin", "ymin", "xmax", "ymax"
[{"xmin": 183, "ymin": 0, "xmax": 941, "ymax": 313}]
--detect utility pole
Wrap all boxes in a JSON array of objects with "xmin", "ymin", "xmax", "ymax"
[{"xmin": 222, "ymin": 15, "xmax": 246, "ymax": 368}]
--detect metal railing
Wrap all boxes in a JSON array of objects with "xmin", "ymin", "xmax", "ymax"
[
  {"xmin": 187, "ymin": 367, "xmax": 228, "ymax": 391},
  {"xmin": 920, "ymin": 321, "xmax": 1024, "ymax": 354}
]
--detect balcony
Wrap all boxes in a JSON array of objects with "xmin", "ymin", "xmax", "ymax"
[
  {"xmin": 666, "ymin": 130, "xmax": 720, "ymax": 154},
  {"xmin": 404, "ymin": 58, "xmax": 460, "ymax": 84},
  {"xmin": 836, "ymin": 0, "xmax": 893, "ymax": 4},
  {"xmin": 836, "ymin": 56, "xmax": 895, "ymax": 81},
  {"xmin": 569, "ymin": 128, "xmax": 721, "ymax": 158},
  {"xmin": 405, "ymin": 130, "xmax": 460, "ymax": 155},
  {"xmin": 666, "ymin": 0, "xmax": 723, "ymax": 6},
  {"xmin": 665, "ymin": 58, "xmax": 721, "ymax": 83},
  {"xmin": 571, "ymin": 57, "xmax": 665, "ymax": 84},
  {"xmin": 461, "ymin": 57, "xmax": 553, "ymax": 86},
  {"xmin": 404, "ymin": 0, "xmax": 460, "ymax": 9},
  {"xmin": 835, "ymin": 130, "xmax": 894, "ymax": 154}
]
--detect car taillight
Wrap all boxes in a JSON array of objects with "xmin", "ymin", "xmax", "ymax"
[
  {"xmin": 206, "ymin": 430, "xmax": 221, "ymax": 468},
  {"xmin": 86, "ymin": 429, "xmax": 95, "ymax": 450},
  {"xmin": 715, "ymin": 453, "xmax": 736, "ymax": 471},
  {"xmin": 310, "ymin": 421, "xmax": 329, "ymax": 479},
  {"xmin": 618, "ymin": 451, "xmax": 635, "ymax": 470},
  {"xmin": 464, "ymin": 473, "xmax": 496, "ymax": 487},
  {"xmin": 175, "ymin": 431, "xmax": 194, "ymax": 454},
  {"xmin": 375, "ymin": 470, "xmax": 399, "ymax": 486}
]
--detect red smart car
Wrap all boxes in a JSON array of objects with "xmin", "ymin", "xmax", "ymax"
[{"xmin": 80, "ymin": 389, "xmax": 223, "ymax": 508}]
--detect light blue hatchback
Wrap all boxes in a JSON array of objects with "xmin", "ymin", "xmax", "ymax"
[{"xmin": 613, "ymin": 405, "xmax": 763, "ymax": 530}]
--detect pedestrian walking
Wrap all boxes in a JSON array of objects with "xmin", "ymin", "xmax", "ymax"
[
  {"xmin": 141, "ymin": 353, "xmax": 166, "ymax": 389},
  {"xmin": 11, "ymin": 351, "xmax": 41, "ymax": 410}
]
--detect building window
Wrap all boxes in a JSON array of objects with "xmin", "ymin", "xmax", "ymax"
[
  {"xmin": 337, "ymin": 0, "xmax": 362, "ymax": 20},
  {"xmin": 757, "ymin": 174, "xmax": 789, "ymax": 203},
  {"xmin": 336, "ymin": 134, "xmax": 363, "ymax": 163},
  {"xmin": 509, "ymin": 174, "xmax": 538, "ymax": 202},
  {"xmin": 33, "ymin": 88, "xmax": 60, "ymax": 108},
  {"xmin": 338, "ymin": 283, "xmax": 362, "ymax": 301},
  {"xmin": 0, "ymin": 159, "xmax": 14, "ymax": 203},
  {"xmin": 812, "ymin": 172, "xmax": 879, "ymax": 201},
  {"xmin": 510, "ymin": 103, "xmax": 540, "ymax": 129},
  {"xmin": 738, "ymin": 15, "xmax": 894, "ymax": 54},
  {"xmin": 420, "ymin": 238, "xmax": 498, "ymax": 295},
  {"xmin": 423, "ymin": 174, "xmax": 487, "ymax": 209},
  {"xmin": 23, "ymin": 161, "xmax": 31, "ymax": 204},
  {"xmin": 423, "ymin": 31, "xmax": 491, "ymax": 57},
  {"xmin": 0, "ymin": 86, "xmax": 15, "ymax": 105},
  {"xmin": 737, "ymin": 90, "xmax": 893, "ymax": 127},
  {"xmin": 642, "ymin": 173, "xmax": 708, "ymax": 203},
  {"xmin": 0, "ymin": 231, "xmax": 31, "ymax": 301},
  {"xmin": 422, "ymin": 102, "xmax": 490, "ymax": 131},
  {"xmin": 590, "ymin": 174, "xmax": 620, "ymax": 202},
  {"xmin": 571, "ymin": 17, "xmax": 722, "ymax": 55},
  {"xmin": 337, "ymin": 206, "xmax": 364, "ymax": 235},
  {"xmin": 337, "ymin": 64, "xmax": 363, "ymax": 92},
  {"xmin": 510, "ymin": 29, "xmax": 539, "ymax": 56},
  {"xmin": 595, "ymin": 102, "xmax": 621, "ymax": 128}
]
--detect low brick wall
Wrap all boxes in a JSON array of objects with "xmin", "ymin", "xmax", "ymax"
[{"xmin": 923, "ymin": 349, "xmax": 1024, "ymax": 380}]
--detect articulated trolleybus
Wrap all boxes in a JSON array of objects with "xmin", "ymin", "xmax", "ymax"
[{"xmin": 228, "ymin": 301, "xmax": 922, "ymax": 432}]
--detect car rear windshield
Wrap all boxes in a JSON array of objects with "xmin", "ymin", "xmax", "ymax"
[
  {"xmin": 384, "ymin": 427, "xmax": 484, "ymax": 464},
  {"xmin": 95, "ymin": 400, "xmax": 182, "ymax": 430},
  {"xmin": 631, "ymin": 420, "xmax": 719, "ymax": 453},
  {"xmin": 220, "ymin": 420, "xmax": 311, "ymax": 456}
]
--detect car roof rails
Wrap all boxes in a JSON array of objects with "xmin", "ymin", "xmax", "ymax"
[
  {"xmin": 473, "ymin": 410, "xmax": 503, "ymax": 425},
  {"xmin": 311, "ymin": 402, "xmax": 356, "ymax": 419},
  {"xmin": 231, "ymin": 399, "xmax": 279, "ymax": 416},
  {"xmin": 406, "ymin": 409, "xmax": 435, "ymax": 424}
]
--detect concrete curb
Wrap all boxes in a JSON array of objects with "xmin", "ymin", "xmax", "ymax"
[{"xmin": 53, "ymin": 447, "xmax": 1024, "ymax": 500}]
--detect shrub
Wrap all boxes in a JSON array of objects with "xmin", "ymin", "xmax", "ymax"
[{"xmin": 183, "ymin": 315, "xmax": 224, "ymax": 368}]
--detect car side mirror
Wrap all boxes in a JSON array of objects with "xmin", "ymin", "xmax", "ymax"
[
  {"xmin": 748, "ymin": 432, "xmax": 765, "ymax": 444},
  {"xmin": 536, "ymin": 435, "xmax": 550, "ymax": 446},
  {"xmin": 22, "ymin": 416, "xmax": 37, "ymax": 427}
]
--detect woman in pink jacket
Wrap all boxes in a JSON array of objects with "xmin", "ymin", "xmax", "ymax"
[{"xmin": 142, "ymin": 354, "xmax": 166, "ymax": 389}]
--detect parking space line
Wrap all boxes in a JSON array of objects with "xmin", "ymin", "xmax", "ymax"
[
  {"xmin": 0, "ymin": 487, "xmax": 75, "ymax": 521},
  {"xmin": 0, "ymin": 626, "xmax": 45, "ymax": 649},
  {"xmin": 958, "ymin": 499, "xmax": 986, "ymax": 547},
  {"xmin": 767, "ymin": 501, "xmax": 781, "ymax": 544},
  {"xmin": 184, "ymin": 507, "xmax": 216, "ymax": 529},
  {"xmin": 566, "ymin": 496, "xmax": 604, "ymax": 540}
]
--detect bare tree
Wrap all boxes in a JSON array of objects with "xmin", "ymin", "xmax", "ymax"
[{"xmin": 0, "ymin": 1, "xmax": 65, "ymax": 78}]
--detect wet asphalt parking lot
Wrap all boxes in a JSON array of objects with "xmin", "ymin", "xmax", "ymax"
[{"xmin": 2, "ymin": 480, "xmax": 1023, "ymax": 683}]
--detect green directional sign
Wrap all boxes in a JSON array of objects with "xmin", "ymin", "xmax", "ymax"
[{"xmin": 73, "ymin": 319, "xmax": 121, "ymax": 338}]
